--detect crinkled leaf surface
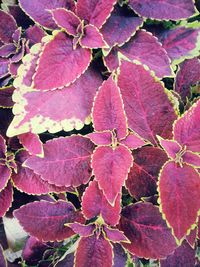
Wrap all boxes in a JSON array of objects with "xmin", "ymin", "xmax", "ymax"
[
  {"xmin": 158, "ymin": 161, "xmax": 200, "ymax": 241},
  {"xmin": 126, "ymin": 147, "xmax": 168, "ymax": 200},
  {"xmin": 82, "ymin": 180, "xmax": 121, "ymax": 226},
  {"xmin": 80, "ymin": 24, "xmax": 106, "ymax": 49},
  {"xmin": 173, "ymin": 100, "xmax": 200, "ymax": 153},
  {"xmin": 75, "ymin": 234, "xmax": 113, "ymax": 267},
  {"xmin": 128, "ymin": 0, "xmax": 195, "ymax": 20},
  {"xmin": 0, "ymin": 181, "xmax": 13, "ymax": 217},
  {"xmin": 19, "ymin": 0, "xmax": 75, "ymax": 29},
  {"xmin": 33, "ymin": 32, "xmax": 92, "ymax": 90},
  {"xmin": 92, "ymin": 145, "xmax": 132, "ymax": 205},
  {"xmin": 0, "ymin": 10, "xmax": 17, "ymax": 43},
  {"xmin": 0, "ymin": 245, "xmax": 6, "ymax": 267},
  {"xmin": 76, "ymin": 0, "xmax": 117, "ymax": 28},
  {"xmin": 24, "ymin": 136, "xmax": 94, "ymax": 187},
  {"xmin": 18, "ymin": 133, "xmax": 44, "ymax": 157},
  {"xmin": 0, "ymin": 86, "xmax": 15, "ymax": 108},
  {"xmin": 14, "ymin": 200, "xmax": 83, "ymax": 241},
  {"xmin": 118, "ymin": 60, "xmax": 177, "ymax": 145},
  {"xmin": 119, "ymin": 202, "xmax": 177, "ymax": 258},
  {"xmin": 92, "ymin": 76, "xmax": 127, "ymax": 140}
]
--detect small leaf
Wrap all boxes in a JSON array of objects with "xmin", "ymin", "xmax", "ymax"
[
  {"xmin": 119, "ymin": 202, "xmax": 177, "ymax": 259},
  {"xmin": 0, "ymin": 10, "xmax": 17, "ymax": 43},
  {"xmin": 68, "ymin": 222, "xmax": 95, "ymax": 237},
  {"xmin": 0, "ymin": 245, "xmax": 7, "ymax": 267},
  {"xmin": 0, "ymin": 181, "xmax": 13, "ymax": 217},
  {"xmin": 0, "ymin": 58, "xmax": 9, "ymax": 79},
  {"xmin": 113, "ymin": 244, "xmax": 127, "ymax": 267},
  {"xmin": 103, "ymin": 226, "xmax": 129, "ymax": 243},
  {"xmin": 92, "ymin": 145, "xmax": 133, "ymax": 205},
  {"xmin": 25, "ymin": 25, "xmax": 46, "ymax": 47},
  {"xmin": 120, "ymin": 132, "xmax": 146, "ymax": 150},
  {"xmin": 18, "ymin": 133, "xmax": 44, "ymax": 157},
  {"xmin": 182, "ymin": 151, "xmax": 200, "ymax": 167},
  {"xmin": 75, "ymin": 234, "xmax": 113, "ymax": 267},
  {"xmin": 87, "ymin": 131, "xmax": 112, "ymax": 146},
  {"xmin": 14, "ymin": 200, "xmax": 84, "ymax": 241},
  {"xmin": 158, "ymin": 161, "xmax": 200, "ymax": 242},
  {"xmin": 0, "ymin": 86, "xmax": 15, "ymax": 108},
  {"xmin": 0, "ymin": 134, "xmax": 6, "ymax": 158},
  {"xmin": 158, "ymin": 137, "xmax": 181, "ymax": 160},
  {"xmin": 0, "ymin": 165, "xmax": 11, "ymax": 192}
]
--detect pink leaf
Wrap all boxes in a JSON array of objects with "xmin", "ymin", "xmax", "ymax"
[
  {"xmin": 182, "ymin": 151, "xmax": 200, "ymax": 168},
  {"xmin": 19, "ymin": 0, "xmax": 75, "ymax": 29},
  {"xmin": 51, "ymin": 8, "xmax": 81, "ymax": 36},
  {"xmin": 0, "ymin": 86, "xmax": 15, "ymax": 108},
  {"xmin": 119, "ymin": 202, "xmax": 177, "ymax": 259},
  {"xmin": 128, "ymin": 0, "xmax": 195, "ymax": 20},
  {"xmin": 68, "ymin": 222, "xmax": 95, "ymax": 237},
  {"xmin": 76, "ymin": 0, "xmax": 117, "ymax": 28},
  {"xmin": 0, "ymin": 10, "xmax": 17, "ymax": 43},
  {"xmin": 87, "ymin": 131, "xmax": 112, "ymax": 146},
  {"xmin": 120, "ymin": 132, "xmax": 146, "ymax": 150},
  {"xmin": 0, "ymin": 165, "xmax": 11, "ymax": 192},
  {"xmin": 33, "ymin": 32, "xmax": 92, "ymax": 90},
  {"xmin": 25, "ymin": 25, "xmax": 46, "ymax": 47},
  {"xmin": 103, "ymin": 226, "xmax": 129, "ymax": 243},
  {"xmin": 24, "ymin": 136, "xmax": 94, "ymax": 187},
  {"xmin": 158, "ymin": 137, "xmax": 181, "ymax": 159},
  {"xmin": 92, "ymin": 76, "xmax": 128, "ymax": 140},
  {"xmin": 158, "ymin": 161, "xmax": 200, "ymax": 241},
  {"xmin": 173, "ymin": 100, "xmax": 200, "ymax": 153},
  {"xmin": 118, "ymin": 60, "xmax": 177, "ymax": 145},
  {"xmin": 82, "ymin": 180, "xmax": 121, "ymax": 226},
  {"xmin": 0, "ymin": 245, "xmax": 6, "ymax": 267},
  {"xmin": 14, "ymin": 200, "xmax": 84, "ymax": 241},
  {"xmin": 0, "ymin": 181, "xmax": 13, "ymax": 217},
  {"xmin": 18, "ymin": 133, "xmax": 44, "ymax": 157},
  {"xmin": 92, "ymin": 145, "xmax": 133, "ymax": 205},
  {"xmin": 75, "ymin": 234, "xmax": 113, "ymax": 267}
]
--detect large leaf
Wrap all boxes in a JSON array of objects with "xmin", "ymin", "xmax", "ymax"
[
  {"xmin": 19, "ymin": 0, "xmax": 75, "ymax": 29},
  {"xmin": 128, "ymin": 0, "xmax": 195, "ymax": 20},
  {"xmin": 76, "ymin": 0, "xmax": 117, "ymax": 28},
  {"xmin": 92, "ymin": 144, "xmax": 133, "ymax": 205},
  {"xmin": 117, "ymin": 60, "xmax": 177, "ymax": 145},
  {"xmin": 173, "ymin": 99, "xmax": 200, "ymax": 153},
  {"xmin": 0, "ymin": 10, "xmax": 17, "ymax": 43},
  {"xmin": 75, "ymin": 234, "xmax": 113, "ymax": 267},
  {"xmin": 92, "ymin": 76, "xmax": 127, "ymax": 140},
  {"xmin": 33, "ymin": 31, "xmax": 92, "ymax": 90},
  {"xmin": 158, "ymin": 161, "xmax": 200, "ymax": 242},
  {"xmin": 18, "ymin": 133, "xmax": 44, "ymax": 157},
  {"xmin": 104, "ymin": 30, "xmax": 173, "ymax": 78},
  {"xmin": 126, "ymin": 147, "xmax": 168, "ymax": 200},
  {"xmin": 0, "ymin": 181, "xmax": 13, "ymax": 217},
  {"xmin": 119, "ymin": 202, "xmax": 177, "ymax": 258},
  {"xmin": 24, "ymin": 136, "xmax": 94, "ymax": 187},
  {"xmin": 101, "ymin": 6, "xmax": 143, "ymax": 48},
  {"xmin": 0, "ymin": 245, "xmax": 6, "ymax": 267},
  {"xmin": 14, "ymin": 200, "xmax": 83, "ymax": 241},
  {"xmin": 82, "ymin": 180, "xmax": 121, "ymax": 226}
]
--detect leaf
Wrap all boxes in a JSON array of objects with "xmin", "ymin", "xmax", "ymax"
[
  {"xmin": 25, "ymin": 25, "xmax": 46, "ymax": 47},
  {"xmin": 119, "ymin": 202, "xmax": 177, "ymax": 259},
  {"xmin": 103, "ymin": 226, "xmax": 129, "ymax": 243},
  {"xmin": 158, "ymin": 137, "xmax": 181, "ymax": 159},
  {"xmin": 0, "ymin": 181, "xmax": 13, "ymax": 217},
  {"xmin": 80, "ymin": 25, "xmax": 107, "ymax": 49},
  {"xmin": 18, "ymin": 133, "xmax": 44, "ymax": 157},
  {"xmin": 82, "ymin": 180, "xmax": 121, "ymax": 226},
  {"xmin": 186, "ymin": 227, "xmax": 197, "ymax": 248},
  {"xmin": 14, "ymin": 200, "xmax": 84, "ymax": 241},
  {"xmin": 92, "ymin": 76, "xmax": 128, "ymax": 140},
  {"xmin": 117, "ymin": 60, "xmax": 177, "ymax": 145},
  {"xmin": 160, "ymin": 240, "xmax": 195, "ymax": 267},
  {"xmin": 113, "ymin": 244, "xmax": 127, "ymax": 267},
  {"xmin": 158, "ymin": 27, "xmax": 200, "ymax": 64},
  {"xmin": 68, "ymin": 222, "xmax": 95, "ymax": 237},
  {"xmin": 126, "ymin": 147, "xmax": 168, "ymax": 200},
  {"xmin": 24, "ymin": 136, "xmax": 95, "ymax": 187},
  {"xmin": 87, "ymin": 131, "xmax": 112, "ymax": 146},
  {"xmin": 173, "ymin": 99, "xmax": 200, "ymax": 153},
  {"xmin": 0, "ymin": 165, "xmax": 11, "ymax": 192},
  {"xmin": 76, "ymin": 0, "xmax": 117, "ymax": 28},
  {"xmin": 19, "ymin": 0, "xmax": 75, "ymax": 29},
  {"xmin": 0, "ymin": 245, "xmax": 7, "ymax": 267},
  {"xmin": 51, "ymin": 8, "xmax": 81, "ymax": 36},
  {"xmin": 92, "ymin": 145, "xmax": 133, "ymax": 205},
  {"xmin": 0, "ymin": 134, "xmax": 6, "ymax": 158},
  {"xmin": 0, "ymin": 58, "xmax": 9, "ymax": 79},
  {"xmin": 175, "ymin": 58, "xmax": 200, "ymax": 102},
  {"xmin": 0, "ymin": 10, "xmax": 17, "ymax": 43},
  {"xmin": 128, "ymin": 0, "xmax": 195, "ymax": 20},
  {"xmin": 33, "ymin": 32, "xmax": 92, "ymax": 90},
  {"xmin": 182, "ymin": 151, "xmax": 200, "ymax": 168},
  {"xmin": 75, "ymin": 234, "xmax": 113, "ymax": 267},
  {"xmin": 0, "ymin": 86, "xmax": 15, "ymax": 108},
  {"xmin": 158, "ymin": 161, "xmax": 200, "ymax": 242},
  {"xmin": 104, "ymin": 30, "xmax": 173, "ymax": 78},
  {"xmin": 120, "ymin": 132, "xmax": 146, "ymax": 150}
]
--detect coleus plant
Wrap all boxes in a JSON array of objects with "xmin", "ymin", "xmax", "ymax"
[{"xmin": 0, "ymin": 0, "xmax": 200, "ymax": 266}]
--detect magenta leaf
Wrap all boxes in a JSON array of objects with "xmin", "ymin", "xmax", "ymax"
[
  {"xmin": 0, "ymin": 181, "xmax": 13, "ymax": 217},
  {"xmin": 0, "ymin": 10, "xmax": 17, "ymax": 44},
  {"xmin": 160, "ymin": 241, "xmax": 195, "ymax": 267},
  {"xmin": 19, "ymin": 0, "xmax": 75, "ymax": 29},
  {"xmin": 103, "ymin": 226, "xmax": 129, "ymax": 243},
  {"xmin": 82, "ymin": 180, "xmax": 121, "ymax": 226},
  {"xmin": 158, "ymin": 161, "xmax": 200, "ymax": 242},
  {"xmin": 87, "ymin": 131, "xmax": 112, "ymax": 146},
  {"xmin": 0, "ymin": 43, "xmax": 16, "ymax": 57},
  {"xmin": 25, "ymin": 25, "xmax": 46, "ymax": 47},
  {"xmin": 0, "ymin": 164, "xmax": 11, "ymax": 192},
  {"xmin": 68, "ymin": 222, "xmax": 96, "ymax": 237},
  {"xmin": 51, "ymin": 8, "xmax": 81, "ymax": 36},
  {"xmin": 18, "ymin": 133, "xmax": 44, "ymax": 157},
  {"xmin": 126, "ymin": 147, "xmax": 168, "ymax": 200},
  {"xmin": 186, "ymin": 227, "xmax": 197, "ymax": 248},
  {"xmin": 24, "ymin": 136, "xmax": 94, "ymax": 187},
  {"xmin": 92, "ymin": 145, "xmax": 133, "ymax": 205},
  {"xmin": 158, "ymin": 137, "xmax": 181, "ymax": 159},
  {"xmin": 0, "ymin": 245, "xmax": 6, "ymax": 267},
  {"xmin": 182, "ymin": 151, "xmax": 200, "ymax": 167},
  {"xmin": 173, "ymin": 99, "xmax": 200, "ymax": 153},
  {"xmin": 118, "ymin": 60, "xmax": 177, "ymax": 145},
  {"xmin": 0, "ymin": 134, "xmax": 6, "ymax": 158},
  {"xmin": 33, "ymin": 32, "xmax": 92, "ymax": 90},
  {"xmin": 119, "ymin": 202, "xmax": 177, "ymax": 259},
  {"xmin": 75, "ymin": 234, "xmax": 113, "ymax": 267},
  {"xmin": 14, "ymin": 200, "xmax": 84, "ymax": 241},
  {"xmin": 128, "ymin": 0, "xmax": 195, "ymax": 20},
  {"xmin": 92, "ymin": 76, "xmax": 128, "ymax": 140},
  {"xmin": 120, "ymin": 132, "xmax": 146, "ymax": 150},
  {"xmin": 0, "ymin": 58, "xmax": 9, "ymax": 79},
  {"xmin": 101, "ymin": 6, "xmax": 143, "ymax": 48},
  {"xmin": 76, "ymin": 0, "xmax": 117, "ymax": 28},
  {"xmin": 80, "ymin": 25, "xmax": 107, "ymax": 49},
  {"xmin": 0, "ymin": 86, "xmax": 15, "ymax": 108}
]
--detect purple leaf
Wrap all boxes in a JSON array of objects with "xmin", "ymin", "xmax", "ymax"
[
  {"xmin": 120, "ymin": 132, "xmax": 146, "ymax": 150},
  {"xmin": 0, "ymin": 245, "xmax": 7, "ymax": 267},
  {"xmin": 25, "ymin": 25, "xmax": 46, "ymax": 47},
  {"xmin": 18, "ymin": 133, "xmax": 44, "ymax": 157},
  {"xmin": 0, "ymin": 181, "xmax": 13, "ymax": 217},
  {"xmin": 0, "ymin": 10, "xmax": 17, "ymax": 44},
  {"xmin": 68, "ymin": 222, "xmax": 95, "ymax": 237},
  {"xmin": 103, "ymin": 226, "xmax": 129, "ymax": 243},
  {"xmin": 0, "ymin": 86, "xmax": 15, "ymax": 108},
  {"xmin": 87, "ymin": 131, "xmax": 112, "ymax": 146}
]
